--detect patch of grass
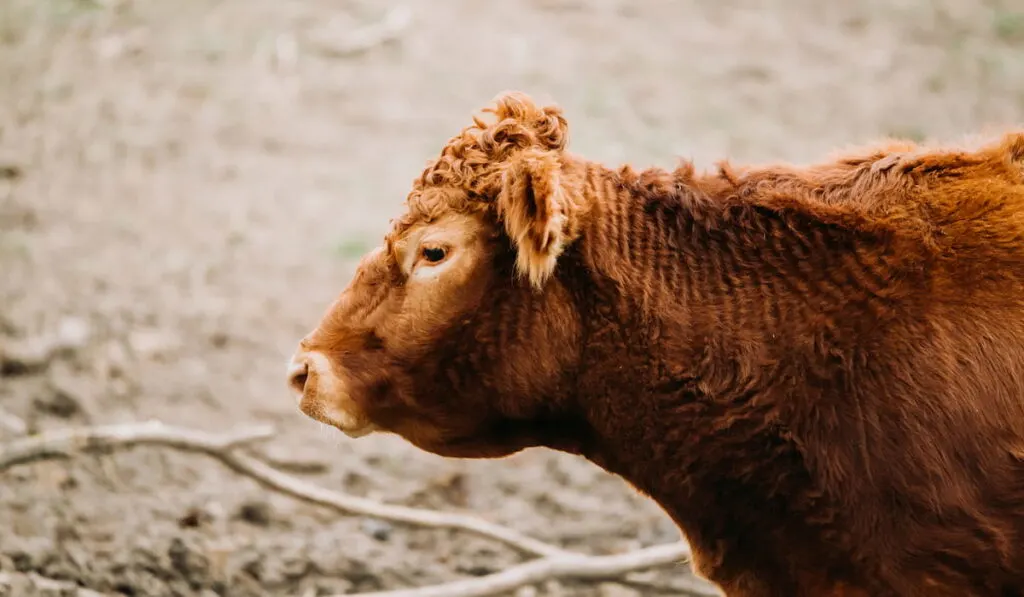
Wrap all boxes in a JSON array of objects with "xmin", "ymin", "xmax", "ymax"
[
  {"xmin": 333, "ymin": 238, "xmax": 372, "ymax": 259},
  {"xmin": 994, "ymin": 11, "xmax": 1024, "ymax": 43},
  {"xmin": 0, "ymin": 0, "xmax": 105, "ymax": 35},
  {"xmin": 925, "ymin": 73, "xmax": 946, "ymax": 94},
  {"xmin": 0, "ymin": 231, "xmax": 32, "ymax": 260},
  {"xmin": 46, "ymin": 0, "xmax": 106, "ymax": 20}
]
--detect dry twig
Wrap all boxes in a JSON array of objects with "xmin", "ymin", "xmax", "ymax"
[
  {"xmin": 216, "ymin": 449, "xmax": 575, "ymax": 559},
  {"xmin": 334, "ymin": 542, "xmax": 719, "ymax": 597},
  {"xmin": 0, "ymin": 419, "xmax": 273, "ymax": 471},
  {"xmin": 0, "ymin": 421, "xmax": 719, "ymax": 596}
]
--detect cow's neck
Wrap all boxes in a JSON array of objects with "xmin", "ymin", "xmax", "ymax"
[
  {"xmin": 565, "ymin": 160, "xmax": 755, "ymax": 470},
  {"xmin": 560, "ymin": 159, "xmax": 834, "ymax": 579}
]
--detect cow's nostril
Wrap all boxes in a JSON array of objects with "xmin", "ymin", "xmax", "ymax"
[{"xmin": 288, "ymin": 361, "xmax": 309, "ymax": 395}]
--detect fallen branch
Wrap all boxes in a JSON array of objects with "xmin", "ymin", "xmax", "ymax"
[
  {"xmin": 216, "ymin": 448, "xmax": 575, "ymax": 559},
  {"xmin": 0, "ymin": 421, "xmax": 566, "ymax": 558},
  {"xmin": 0, "ymin": 421, "xmax": 718, "ymax": 596},
  {"xmin": 0, "ymin": 419, "xmax": 273, "ymax": 471},
  {"xmin": 333, "ymin": 542, "xmax": 719, "ymax": 597}
]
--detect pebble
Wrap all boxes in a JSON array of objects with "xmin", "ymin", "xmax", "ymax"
[
  {"xmin": 178, "ymin": 505, "xmax": 214, "ymax": 529},
  {"xmin": 0, "ymin": 338, "xmax": 52, "ymax": 376},
  {"xmin": 0, "ymin": 163, "xmax": 22, "ymax": 180},
  {"xmin": 0, "ymin": 316, "xmax": 91, "ymax": 377},
  {"xmin": 359, "ymin": 518, "xmax": 393, "ymax": 541},
  {"xmin": 128, "ymin": 328, "xmax": 181, "ymax": 359},
  {"xmin": 235, "ymin": 500, "xmax": 272, "ymax": 527},
  {"xmin": 168, "ymin": 537, "xmax": 211, "ymax": 581},
  {"xmin": 208, "ymin": 331, "xmax": 229, "ymax": 349},
  {"xmin": 34, "ymin": 374, "xmax": 87, "ymax": 419},
  {"xmin": 55, "ymin": 317, "xmax": 91, "ymax": 351}
]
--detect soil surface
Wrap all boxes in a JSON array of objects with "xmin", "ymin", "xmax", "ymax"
[{"xmin": 2, "ymin": 0, "xmax": 1023, "ymax": 595}]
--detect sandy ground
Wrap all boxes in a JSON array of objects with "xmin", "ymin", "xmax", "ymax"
[{"xmin": 1, "ymin": 0, "xmax": 1023, "ymax": 595}]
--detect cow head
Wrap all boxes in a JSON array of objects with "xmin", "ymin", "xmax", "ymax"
[{"xmin": 286, "ymin": 92, "xmax": 589, "ymax": 458}]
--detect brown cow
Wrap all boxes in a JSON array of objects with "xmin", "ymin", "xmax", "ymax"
[{"xmin": 286, "ymin": 91, "xmax": 1024, "ymax": 596}]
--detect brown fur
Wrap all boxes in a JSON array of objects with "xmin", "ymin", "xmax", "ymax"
[{"xmin": 289, "ymin": 90, "xmax": 1024, "ymax": 596}]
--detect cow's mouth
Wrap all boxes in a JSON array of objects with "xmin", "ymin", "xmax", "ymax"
[{"xmin": 287, "ymin": 350, "xmax": 378, "ymax": 438}]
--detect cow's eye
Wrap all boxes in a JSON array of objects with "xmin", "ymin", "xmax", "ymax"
[{"xmin": 421, "ymin": 246, "xmax": 447, "ymax": 264}]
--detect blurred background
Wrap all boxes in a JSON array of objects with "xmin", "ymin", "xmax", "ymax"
[{"xmin": 1, "ymin": 0, "xmax": 1023, "ymax": 595}]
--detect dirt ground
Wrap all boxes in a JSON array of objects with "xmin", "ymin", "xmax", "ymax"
[{"xmin": 1, "ymin": 0, "xmax": 1023, "ymax": 595}]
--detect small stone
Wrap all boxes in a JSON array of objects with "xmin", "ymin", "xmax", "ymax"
[
  {"xmin": 0, "ymin": 319, "xmax": 90, "ymax": 376},
  {"xmin": 0, "ymin": 164, "xmax": 22, "ymax": 180},
  {"xmin": 455, "ymin": 562, "xmax": 497, "ymax": 577},
  {"xmin": 235, "ymin": 500, "xmax": 272, "ymax": 527},
  {"xmin": 55, "ymin": 317, "xmax": 91, "ymax": 352},
  {"xmin": 34, "ymin": 376, "xmax": 86, "ymax": 419},
  {"xmin": 98, "ymin": 341, "xmax": 129, "ymax": 378},
  {"xmin": 239, "ymin": 553, "xmax": 264, "ymax": 581},
  {"xmin": 208, "ymin": 331, "xmax": 229, "ymax": 348},
  {"xmin": 358, "ymin": 518, "xmax": 393, "ymax": 541},
  {"xmin": 168, "ymin": 536, "xmax": 210, "ymax": 581},
  {"xmin": 6, "ymin": 537, "xmax": 52, "ymax": 572},
  {"xmin": 178, "ymin": 505, "xmax": 214, "ymax": 529},
  {"xmin": 0, "ymin": 338, "xmax": 52, "ymax": 376},
  {"xmin": 0, "ymin": 314, "xmax": 16, "ymax": 335},
  {"xmin": 53, "ymin": 520, "xmax": 81, "ymax": 543},
  {"xmin": 128, "ymin": 328, "xmax": 180, "ymax": 359}
]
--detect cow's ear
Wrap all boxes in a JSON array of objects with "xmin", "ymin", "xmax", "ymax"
[{"xmin": 497, "ymin": 148, "xmax": 573, "ymax": 289}]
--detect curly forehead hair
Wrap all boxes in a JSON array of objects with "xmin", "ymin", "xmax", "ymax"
[{"xmin": 389, "ymin": 92, "xmax": 569, "ymax": 233}]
